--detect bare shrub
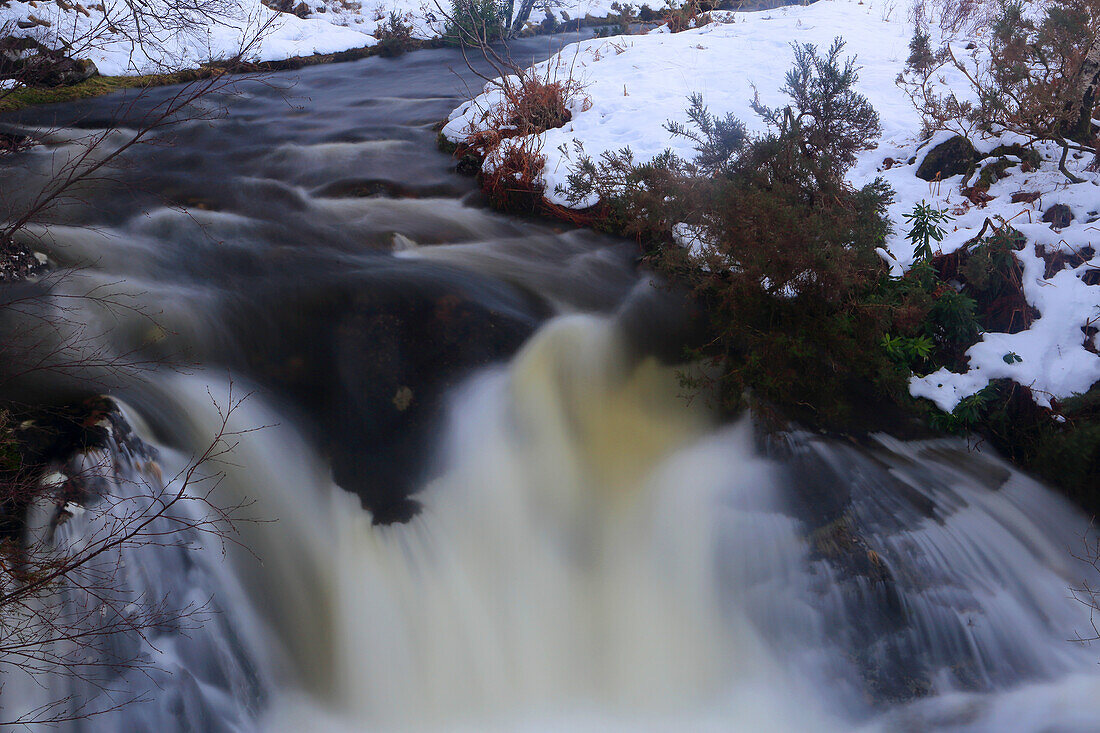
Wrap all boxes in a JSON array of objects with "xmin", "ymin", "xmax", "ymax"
[
  {"xmin": 0, "ymin": 13, "xmax": 275, "ymax": 727},
  {"xmin": 0, "ymin": 387, "xmax": 257, "ymax": 727},
  {"xmin": 663, "ymin": 0, "xmax": 710, "ymax": 32},
  {"xmin": 444, "ymin": 4, "xmax": 589, "ymax": 210},
  {"xmin": 898, "ymin": 0, "xmax": 1100, "ymax": 177}
]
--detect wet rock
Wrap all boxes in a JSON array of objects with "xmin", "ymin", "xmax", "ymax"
[
  {"xmin": 0, "ymin": 235, "xmax": 48, "ymax": 283},
  {"xmin": 1042, "ymin": 203, "xmax": 1074, "ymax": 229},
  {"xmin": 455, "ymin": 152, "xmax": 482, "ymax": 177},
  {"xmin": 0, "ymin": 36, "xmax": 98, "ymax": 86},
  {"xmin": 916, "ymin": 135, "xmax": 976, "ymax": 181},
  {"xmin": 312, "ymin": 178, "xmax": 460, "ymax": 199},
  {"xmin": 0, "ymin": 395, "xmax": 124, "ymax": 544},
  {"xmin": 229, "ymin": 265, "xmax": 547, "ymax": 524}
]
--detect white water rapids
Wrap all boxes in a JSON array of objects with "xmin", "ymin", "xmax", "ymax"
[{"xmin": 77, "ymin": 313, "xmax": 1099, "ymax": 733}]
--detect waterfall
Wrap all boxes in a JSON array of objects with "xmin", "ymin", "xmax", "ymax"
[{"xmin": 36, "ymin": 312, "xmax": 1091, "ymax": 732}]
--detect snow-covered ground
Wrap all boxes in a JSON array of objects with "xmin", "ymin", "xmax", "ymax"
[
  {"xmin": 0, "ymin": 0, "xmax": 378, "ymax": 75},
  {"xmin": 0, "ymin": 0, "xmax": 619, "ymax": 77},
  {"xmin": 444, "ymin": 0, "xmax": 1100, "ymax": 414}
]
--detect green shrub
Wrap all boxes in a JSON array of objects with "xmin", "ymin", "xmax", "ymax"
[
  {"xmin": 663, "ymin": 0, "xmax": 710, "ymax": 33},
  {"xmin": 555, "ymin": 35, "xmax": 1100, "ymax": 508},
  {"xmin": 903, "ymin": 200, "xmax": 951, "ymax": 263},
  {"xmin": 560, "ymin": 35, "xmax": 1082, "ymax": 441},
  {"xmin": 751, "ymin": 39, "xmax": 882, "ymax": 176},
  {"xmin": 563, "ymin": 39, "xmax": 900, "ymax": 426},
  {"xmin": 375, "ymin": 11, "xmax": 417, "ymax": 57},
  {"xmin": 444, "ymin": 0, "xmax": 508, "ymax": 45}
]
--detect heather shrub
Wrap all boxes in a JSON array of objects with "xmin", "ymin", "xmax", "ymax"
[
  {"xmin": 375, "ymin": 10, "xmax": 417, "ymax": 57},
  {"xmin": 444, "ymin": 0, "xmax": 508, "ymax": 45},
  {"xmin": 663, "ymin": 0, "xmax": 711, "ymax": 32},
  {"xmin": 564, "ymin": 39, "xmax": 904, "ymax": 425},
  {"xmin": 899, "ymin": 0, "xmax": 1100, "ymax": 150},
  {"xmin": 562, "ymin": 37, "xmax": 1057, "ymax": 430}
]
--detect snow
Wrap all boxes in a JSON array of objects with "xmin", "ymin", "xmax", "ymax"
[
  {"xmin": 0, "ymin": 0, "xmax": 379, "ymax": 76},
  {"xmin": 0, "ymin": 0, "xmax": 625, "ymax": 77},
  {"xmin": 444, "ymin": 0, "xmax": 1100, "ymax": 414}
]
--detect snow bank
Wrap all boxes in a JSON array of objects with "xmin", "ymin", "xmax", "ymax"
[
  {"xmin": 0, "ymin": 0, "xmax": 377, "ymax": 75},
  {"xmin": 0, "ymin": 0, "xmax": 627, "ymax": 77},
  {"xmin": 444, "ymin": 0, "xmax": 1100, "ymax": 413}
]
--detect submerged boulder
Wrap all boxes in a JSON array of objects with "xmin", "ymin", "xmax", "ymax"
[{"xmin": 228, "ymin": 262, "xmax": 547, "ymax": 524}]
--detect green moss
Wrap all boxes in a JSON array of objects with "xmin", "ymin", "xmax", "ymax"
[
  {"xmin": 0, "ymin": 70, "xmax": 216, "ymax": 112},
  {"xmin": 975, "ymin": 157, "xmax": 1014, "ymax": 190},
  {"xmin": 985, "ymin": 143, "xmax": 1042, "ymax": 170},
  {"xmin": 436, "ymin": 131, "xmax": 459, "ymax": 156}
]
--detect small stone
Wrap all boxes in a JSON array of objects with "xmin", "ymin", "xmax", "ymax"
[{"xmin": 392, "ymin": 386, "xmax": 413, "ymax": 411}]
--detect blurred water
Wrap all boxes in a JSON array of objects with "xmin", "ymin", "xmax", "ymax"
[{"xmin": 1, "ymin": 36, "xmax": 1099, "ymax": 732}]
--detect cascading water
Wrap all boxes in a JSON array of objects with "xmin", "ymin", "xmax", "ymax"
[{"xmin": 3, "ymin": 37, "xmax": 1100, "ymax": 732}]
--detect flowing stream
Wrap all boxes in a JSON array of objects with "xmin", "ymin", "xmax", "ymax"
[{"xmin": 2, "ymin": 37, "xmax": 1100, "ymax": 732}]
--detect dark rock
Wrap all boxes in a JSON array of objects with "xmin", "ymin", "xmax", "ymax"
[
  {"xmin": 226, "ymin": 265, "xmax": 547, "ymax": 524},
  {"xmin": 0, "ymin": 36, "xmax": 98, "ymax": 86},
  {"xmin": 455, "ymin": 152, "xmax": 482, "ymax": 177},
  {"xmin": 1042, "ymin": 203, "xmax": 1074, "ymax": 229},
  {"xmin": 916, "ymin": 135, "xmax": 977, "ymax": 181},
  {"xmin": 293, "ymin": 1, "xmax": 310, "ymax": 16}
]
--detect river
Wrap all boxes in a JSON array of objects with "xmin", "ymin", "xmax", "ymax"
[{"xmin": 2, "ymin": 35, "xmax": 1100, "ymax": 732}]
